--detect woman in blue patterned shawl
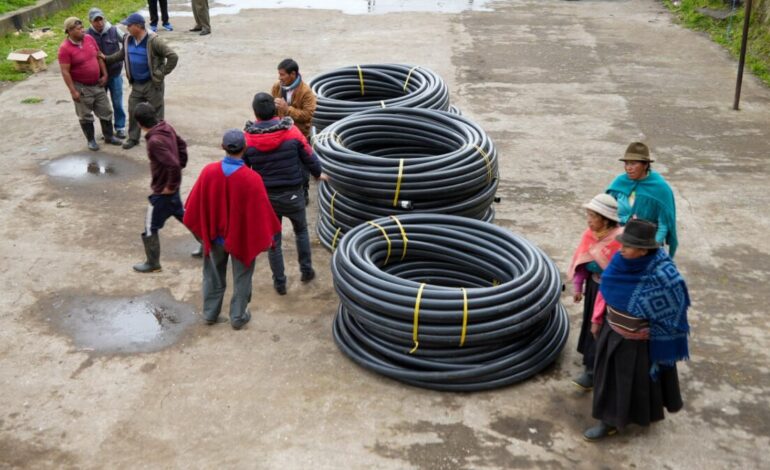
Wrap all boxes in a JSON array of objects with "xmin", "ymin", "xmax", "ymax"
[{"xmin": 584, "ymin": 219, "xmax": 690, "ymax": 441}]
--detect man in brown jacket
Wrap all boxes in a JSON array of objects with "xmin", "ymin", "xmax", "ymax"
[{"xmin": 271, "ymin": 58, "xmax": 316, "ymax": 203}]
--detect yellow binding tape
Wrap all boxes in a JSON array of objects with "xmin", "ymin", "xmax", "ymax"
[
  {"xmin": 410, "ymin": 283, "xmax": 426, "ymax": 354},
  {"xmin": 389, "ymin": 215, "xmax": 408, "ymax": 260},
  {"xmin": 330, "ymin": 191, "xmax": 338, "ymax": 226},
  {"xmin": 459, "ymin": 288, "xmax": 469, "ymax": 347},
  {"xmin": 367, "ymin": 221, "xmax": 391, "ymax": 266},
  {"xmin": 392, "ymin": 158, "xmax": 404, "ymax": 207},
  {"xmin": 357, "ymin": 64, "xmax": 365, "ymax": 96},
  {"xmin": 332, "ymin": 227, "xmax": 342, "ymax": 251},
  {"xmin": 403, "ymin": 66, "xmax": 419, "ymax": 92},
  {"xmin": 473, "ymin": 145, "xmax": 493, "ymax": 183}
]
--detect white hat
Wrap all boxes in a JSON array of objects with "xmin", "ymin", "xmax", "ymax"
[{"xmin": 583, "ymin": 193, "xmax": 619, "ymax": 222}]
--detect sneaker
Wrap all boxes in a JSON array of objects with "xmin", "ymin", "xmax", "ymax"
[
  {"xmin": 162, "ymin": 23, "xmax": 173, "ymax": 31},
  {"xmin": 150, "ymin": 24, "xmax": 158, "ymax": 32},
  {"xmin": 231, "ymin": 310, "xmax": 251, "ymax": 330},
  {"xmin": 583, "ymin": 422, "xmax": 617, "ymax": 442},
  {"xmin": 274, "ymin": 283, "xmax": 287, "ymax": 296},
  {"xmin": 191, "ymin": 244, "xmax": 203, "ymax": 258},
  {"xmin": 122, "ymin": 139, "xmax": 139, "ymax": 150},
  {"xmin": 301, "ymin": 269, "xmax": 315, "ymax": 283},
  {"xmin": 87, "ymin": 140, "xmax": 99, "ymax": 151},
  {"xmin": 571, "ymin": 370, "xmax": 594, "ymax": 391},
  {"xmin": 189, "ymin": 26, "xmax": 202, "ymax": 32},
  {"xmin": 115, "ymin": 129, "xmax": 127, "ymax": 139}
]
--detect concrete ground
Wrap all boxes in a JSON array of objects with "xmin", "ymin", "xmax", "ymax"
[{"xmin": 1, "ymin": 0, "xmax": 768, "ymax": 468}]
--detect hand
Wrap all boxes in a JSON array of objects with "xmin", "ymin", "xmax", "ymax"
[
  {"xmin": 274, "ymin": 98, "xmax": 288, "ymax": 113},
  {"xmin": 161, "ymin": 187, "xmax": 175, "ymax": 195},
  {"xmin": 591, "ymin": 323, "xmax": 601, "ymax": 339},
  {"xmin": 316, "ymin": 172, "xmax": 330, "ymax": 182},
  {"xmin": 70, "ymin": 89, "xmax": 81, "ymax": 102},
  {"xmin": 97, "ymin": 75, "xmax": 107, "ymax": 87},
  {"xmin": 98, "ymin": 51, "xmax": 106, "ymax": 61},
  {"xmin": 573, "ymin": 292, "xmax": 583, "ymax": 303}
]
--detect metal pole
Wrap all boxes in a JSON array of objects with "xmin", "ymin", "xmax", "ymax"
[{"xmin": 733, "ymin": 0, "xmax": 753, "ymax": 110}]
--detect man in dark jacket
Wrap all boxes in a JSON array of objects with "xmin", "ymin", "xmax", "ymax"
[
  {"xmin": 243, "ymin": 92, "xmax": 327, "ymax": 295},
  {"xmin": 105, "ymin": 13, "xmax": 178, "ymax": 150},
  {"xmin": 132, "ymin": 102, "xmax": 189, "ymax": 273},
  {"xmin": 87, "ymin": 7, "xmax": 126, "ymax": 139}
]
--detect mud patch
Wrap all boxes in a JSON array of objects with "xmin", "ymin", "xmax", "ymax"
[
  {"xmin": 37, "ymin": 289, "xmax": 196, "ymax": 354},
  {"xmin": 489, "ymin": 415, "xmax": 555, "ymax": 448},
  {"xmin": 0, "ymin": 435, "xmax": 77, "ymax": 469},
  {"xmin": 41, "ymin": 153, "xmax": 142, "ymax": 182}
]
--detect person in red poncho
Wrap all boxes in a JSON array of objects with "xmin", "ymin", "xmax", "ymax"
[{"xmin": 184, "ymin": 129, "xmax": 281, "ymax": 330}]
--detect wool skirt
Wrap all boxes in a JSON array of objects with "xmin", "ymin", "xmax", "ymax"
[
  {"xmin": 592, "ymin": 322, "xmax": 683, "ymax": 429},
  {"xmin": 576, "ymin": 275, "xmax": 599, "ymax": 368}
]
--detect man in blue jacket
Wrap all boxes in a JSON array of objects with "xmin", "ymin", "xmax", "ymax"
[{"xmin": 243, "ymin": 92, "xmax": 327, "ymax": 295}]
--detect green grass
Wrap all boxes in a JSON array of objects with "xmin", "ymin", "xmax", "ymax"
[
  {"xmin": 0, "ymin": 0, "xmax": 37, "ymax": 16},
  {"xmin": 664, "ymin": 0, "xmax": 770, "ymax": 86},
  {"xmin": 1, "ymin": 0, "xmax": 145, "ymax": 81},
  {"xmin": 21, "ymin": 96, "xmax": 42, "ymax": 103}
]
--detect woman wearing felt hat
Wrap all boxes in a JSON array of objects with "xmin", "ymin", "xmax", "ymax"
[
  {"xmin": 583, "ymin": 219, "xmax": 690, "ymax": 441},
  {"xmin": 607, "ymin": 142, "xmax": 678, "ymax": 257},
  {"xmin": 566, "ymin": 194, "xmax": 624, "ymax": 391}
]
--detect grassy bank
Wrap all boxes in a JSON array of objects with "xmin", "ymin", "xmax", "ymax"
[
  {"xmin": 0, "ymin": 0, "xmax": 144, "ymax": 81},
  {"xmin": 664, "ymin": 0, "xmax": 770, "ymax": 86},
  {"xmin": 0, "ymin": 0, "xmax": 36, "ymax": 16}
]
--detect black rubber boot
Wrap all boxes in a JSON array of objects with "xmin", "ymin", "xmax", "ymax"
[
  {"xmin": 571, "ymin": 368, "xmax": 594, "ymax": 391},
  {"xmin": 133, "ymin": 232, "xmax": 162, "ymax": 273},
  {"xmin": 100, "ymin": 119, "xmax": 123, "ymax": 145},
  {"xmin": 583, "ymin": 422, "xmax": 617, "ymax": 442},
  {"xmin": 80, "ymin": 121, "xmax": 99, "ymax": 151}
]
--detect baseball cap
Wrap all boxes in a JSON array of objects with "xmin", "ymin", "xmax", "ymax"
[
  {"xmin": 222, "ymin": 129, "xmax": 246, "ymax": 153},
  {"xmin": 121, "ymin": 13, "xmax": 146, "ymax": 26},
  {"xmin": 63, "ymin": 17, "xmax": 82, "ymax": 33},
  {"xmin": 88, "ymin": 8, "xmax": 105, "ymax": 22}
]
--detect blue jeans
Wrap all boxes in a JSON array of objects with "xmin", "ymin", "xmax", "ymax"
[
  {"xmin": 106, "ymin": 75, "xmax": 126, "ymax": 131},
  {"xmin": 267, "ymin": 188, "xmax": 312, "ymax": 287}
]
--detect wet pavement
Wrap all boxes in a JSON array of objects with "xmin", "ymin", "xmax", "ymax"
[
  {"xmin": 41, "ymin": 153, "xmax": 142, "ymax": 182},
  {"xmin": 162, "ymin": 0, "xmax": 492, "ymax": 16},
  {"xmin": 39, "ymin": 289, "xmax": 197, "ymax": 354}
]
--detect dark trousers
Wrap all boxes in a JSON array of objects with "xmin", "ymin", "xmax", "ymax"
[
  {"xmin": 148, "ymin": 0, "xmax": 169, "ymax": 25},
  {"xmin": 203, "ymin": 243, "xmax": 254, "ymax": 324},
  {"xmin": 145, "ymin": 192, "xmax": 184, "ymax": 235},
  {"xmin": 267, "ymin": 188, "xmax": 312, "ymax": 287},
  {"xmin": 128, "ymin": 80, "xmax": 164, "ymax": 143}
]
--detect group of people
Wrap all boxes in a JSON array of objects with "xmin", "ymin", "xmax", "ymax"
[
  {"xmin": 58, "ymin": 11, "xmax": 323, "ymax": 330},
  {"xmin": 566, "ymin": 142, "xmax": 691, "ymax": 441}
]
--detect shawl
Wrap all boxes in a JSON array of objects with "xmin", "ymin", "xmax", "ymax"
[
  {"xmin": 600, "ymin": 250, "xmax": 690, "ymax": 377},
  {"xmin": 281, "ymin": 73, "xmax": 302, "ymax": 93},
  {"xmin": 607, "ymin": 170, "xmax": 678, "ymax": 257},
  {"xmin": 567, "ymin": 226, "xmax": 623, "ymax": 281},
  {"xmin": 184, "ymin": 162, "xmax": 281, "ymax": 266}
]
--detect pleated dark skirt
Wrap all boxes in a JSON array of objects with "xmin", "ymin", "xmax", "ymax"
[
  {"xmin": 592, "ymin": 322, "xmax": 683, "ymax": 429},
  {"xmin": 576, "ymin": 275, "xmax": 599, "ymax": 367}
]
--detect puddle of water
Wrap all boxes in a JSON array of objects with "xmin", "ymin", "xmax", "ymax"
[
  {"xmin": 41, "ymin": 289, "xmax": 197, "ymax": 354},
  {"xmin": 161, "ymin": 0, "xmax": 492, "ymax": 16},
  {"xmin": 41, "ymin": 153, "xmax": 142, "ymax": 183}
]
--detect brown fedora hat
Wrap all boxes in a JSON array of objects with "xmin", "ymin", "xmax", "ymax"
[
  {"xmin": 616, "ymin": 219, "xmax": 659, "ymax": 249},
  {"xmin": 619, "ymin": 142, "xmax": 654, "ymax": 162}
]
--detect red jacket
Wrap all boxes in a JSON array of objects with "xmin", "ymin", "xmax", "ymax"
[{"xmin": 184, "ymin": 161, "xmax": 280, "ymax": 266}]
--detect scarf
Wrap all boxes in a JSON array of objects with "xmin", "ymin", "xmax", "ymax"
[
  {"xmin": 567, "ymin": 226, "xmax": 623, "ymax": 281},
  {"xmin": 607, "ymin": 170, "xmax": 678, "ymax": 257},
  {"xmin": 600, "ymin": 250, "xmax": 690, "ymax": 377},
  {"xmin": 281, "ymin": 73, "xmax": 302, "ymax": 93}
]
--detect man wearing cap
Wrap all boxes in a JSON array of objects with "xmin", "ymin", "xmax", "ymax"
[
  {"xmin": 244, "ymin": 92, "xmax": 327, "ymax": 296},
  {"xmin": 606, "ymin": 142, "xmax": 678, "ymax": 257},
  {"xmin": 87, "ymin": 8, "xmax": 126, "ymax": 139},
  {"xmin": 104, "ymin": 13, "xmax": 178, "ymax": 150},
  {"xmin": 183, "ymin": 130, "xmax": 281, "ymax": 330},
  {"xmin": 58, "ymin": 17, "xmax": 122, "ymax": 151}
]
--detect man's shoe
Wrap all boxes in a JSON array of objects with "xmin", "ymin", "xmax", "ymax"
[
  {"xmin": 87, "ymin": 140, "xmax": 99, "ymax": 151},
  {"xmin": 583, "ymin": 422, "xmax": 617, "ymax": 442},
  {"xmin": 189, "ymin": 26, "xmax": 202, "ymax": 32},
  {"xmin": 204, "ymin": 317, "xmax": 217, "ymax": 325},
  {"xmin": 199, "ymin": 30, "xmax": 211, "ymax": 36},
  {"xmin": 571, "ymin": 370, "xmax": 594, "ymax": 391},
  {"xmin": 231, "ymin": 311, "xmax": 251, "ymax": 330},
  {"xmin": 122, "ymin": 139, "xmax": 139, "ymax": 150},
  {"xmin": 105, "ymin": 136, "xmax": 123, "ymax": 146},
  {"xmin": 150, "ymin": 24, "xmax": 158, "ymax": 32},
  {"xmin": 162, "ymin": 23, "xmax": 173, "ymax": 31},
  {"xmin": 115, "ymin": 129, "xmax": 127, "ymax": 139},
  {"xmin": 274, "ymin": 283, "xmax": 287, "ymax": 296},
  {"xmin": 301, "ymin": 269, "xmax": 315, "ymax": 283},
  {"xmin": 191, "ymin": 243, "xmax": 203, "ymax": 258}
]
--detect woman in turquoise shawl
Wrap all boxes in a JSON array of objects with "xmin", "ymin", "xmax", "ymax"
[
  {"xmin": 584, "ymin": 219, "xmax": 689, "ymax": 441},
  {"xmin": 607, "ymin": 142, "xmax": 678, "ymax": 257}
]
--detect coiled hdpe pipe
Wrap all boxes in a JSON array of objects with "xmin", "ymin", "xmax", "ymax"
[{"xmin": 331, "ymin": 214, "xmax": 569, "ymax": 392}]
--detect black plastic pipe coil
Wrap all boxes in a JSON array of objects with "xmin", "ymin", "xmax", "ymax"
[
  {"xmin": 331, "ymin": 214, "xmax": 570, "ymax": 391},
  {"xmin": 310, "ymin": 64, "xmax": 450, "ymax": 131},
  {"xmin": 314, "ymin": 107, "xmax": 499, "ymax": 251}
]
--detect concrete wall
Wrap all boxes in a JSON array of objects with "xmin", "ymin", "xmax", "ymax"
[{"xmin": 0, "ymin": 0, "xmax": 78, "ymax": 36}]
